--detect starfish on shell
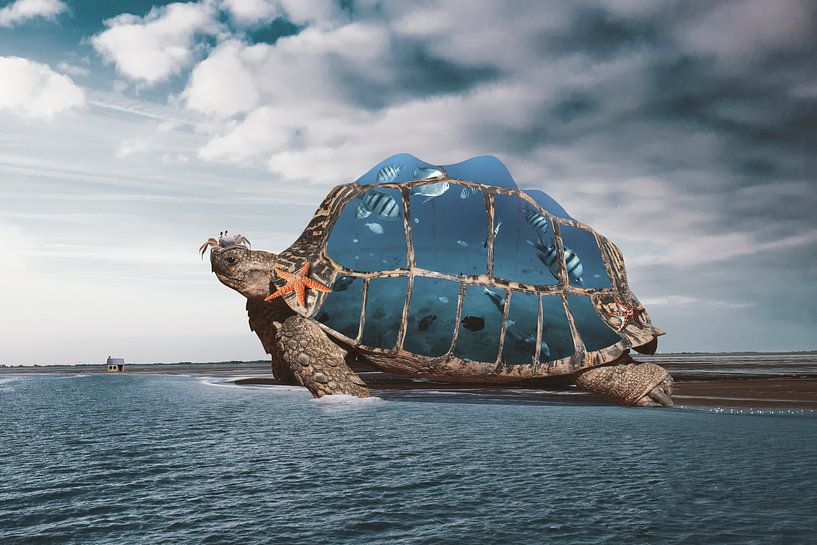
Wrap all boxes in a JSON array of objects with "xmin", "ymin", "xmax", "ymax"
[
  {"xmin": 265, "ymin": 262, "xmax": 331, "ymax": 308},
  {"xmin": 607, "ymin": 300, "xmax": 646, "ymax": 332}
]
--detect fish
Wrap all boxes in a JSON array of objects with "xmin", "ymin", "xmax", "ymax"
[
  {"xmin": 418, "ymin": 314, "xmax": 437, "ymax": 331},
  {"xmin": 527, "ymin": 239, "xmax": 584, "ymax": 285},
  {"xmin": 540, "ymin": 340, "xmax": 551, "ymax": 359},
  {"xmin": 413, "ymin": 217, "xmax": 419, "ymax": 224},
  {"xmin": 460, "ymin": 186, "xmax": 476, "ymax": 199},
  {"xmin": 332, "ymin": 275, "xmax": 355, "ymax": 291},
  {"xmin": 376, "ymin": 163, "xmax": 401, "ymax": 182},
  {"xmin": 525, "ymin": 209, "xmax": 550, "ymax": 238},
  {"xmin": 355, "ymin": 203, "xmax": 372, "ymax": 219},
  {"xmin": 352, "ymin": 238, "xmax": 359, "ymax": 243},
  {"xmin": 482, "ymin": 287, "xmax": 505, "ymax": 315},
  {"xmin": 461, "ymin": 316, "xmax": 485, "ymax": 331},
  {"xmin": 358, "ymin": 190, "xmax": 400, "ymax": 221},
  {"xmin": 413, "ymin": 165, "xmax": 445, "ymax": 180},
  {"xmin": 412, "ymin": 181, "xmax": 449, "ymax": 203},
  {"xmin": 365, "ymin": 222, "xmax": 384, "ymax": 234},
  {"xmin": 438, "ymin": 296, "xmax": 449, "ymax": 304},
  {"xmin": 483, "ymin": 217, "xmax": 502, "ymax": 247},
  {"xmin": 456, "ymin": 239, "xmax": 469, "ymax": 247}
]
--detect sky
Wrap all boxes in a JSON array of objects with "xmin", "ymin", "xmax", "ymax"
[{"xmin": 1, "ymin": 0, "xmax": 816, "ymax": 365}]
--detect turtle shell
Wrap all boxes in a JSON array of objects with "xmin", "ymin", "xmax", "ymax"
[{"xmin": 272, "ymin": 154, "xmax": 663, "ymax": 381}]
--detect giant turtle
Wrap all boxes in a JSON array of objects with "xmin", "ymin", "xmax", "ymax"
[{"xmin": 201, "ymin": 154, "xmax": 673, "ymax": 406}]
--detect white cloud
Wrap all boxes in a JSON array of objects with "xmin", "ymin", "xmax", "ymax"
[
  {"xmin": 0, "ymin": 0, "xmax": 66, "ymax": 27},
  {"xmin": 56, "ymin": 62, "xmax": 90, "ymax": 78},
  {"xmin": 221, "ymin": 0, "xmax": 278, "ymax": 25},
  {"xmin": 114, "ymin": 137, "xmax": 152, "ymax": 158},
  {"xmin": 91, "ymin": 1, "xmax": 219, "ymax": 85},
  {"xmin": 0, "ymin": 56, "xmax": 85, "ymax": 118},
  {"xmin": 183, "ymin": 40, "xmax": 261, "ymax": 117}
]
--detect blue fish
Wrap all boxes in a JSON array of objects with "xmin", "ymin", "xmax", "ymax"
[
  {"xmin": 376, "ymin": 163, "xmax": 401, "ymax": 182},
  {"xmin": 527, "ymin": 239, "xmax": 584, "ymax": 285},
  {"xmin": 525, "ymin": 209, "xmax": 550, "ymax": 239},
  {"xmin": 357, "ymin": 190, "xmax": 400, "ymax": 221}
]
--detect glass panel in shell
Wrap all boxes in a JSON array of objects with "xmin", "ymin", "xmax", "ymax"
[
  {"xmin": 559, "ymin": 225, "xmax": 611, "ymax": 289},
  {"xmin": 566, "ymin": 295, "xmax": 621, "ymax": 352},
  {"xmin": 403, "ymin": 276, "xmax": 460, "ymax": 357},
  {"xmin": 493, "ymin": 194, "xmax": 559, "ymax": 286},
  {"xmin": 315, "ymin": 275, "xmax": 363, "ymax": 339},
  {"xmin": 361, "ymin": 276, "xmax": 408, "ymax": 350},
  {"xmin": 454, "ymin": 285, "xmax": 504, "ymax": 362},
  {"xmin": 501, "ymin": 291, "xmax": 540, "ymax": 365},
  {"xmin": 539, "ymin": 295, "xmax": 575, "ymax": 362},
  {"xmin": 326, "ymin": 187, "xmax": 406, "ymax": 273},
  {"xmin": 411, "ymin": 183, "xmax": 488, "ymax": 277}
]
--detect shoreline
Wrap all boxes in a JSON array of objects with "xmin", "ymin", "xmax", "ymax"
[{"xmin": 4, "ymin": 355, "xmax": 817, "ymax": 410}]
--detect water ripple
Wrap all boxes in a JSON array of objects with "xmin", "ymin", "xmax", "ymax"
[{"xmin": 0, "ymin": 374, "xmax": 816, "ymax": 544}]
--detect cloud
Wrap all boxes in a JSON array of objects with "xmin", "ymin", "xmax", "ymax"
[
  {"xmin": 56, "ymin": 62, "xmax": 90, "ymax": 78},
  {"xmin": 0, "ymin": 56, "xmax": 85, "ymax": 118},
  {"xmin": 114, "ymin": 137, "xmax": 152, "ymax": 159},
  {"xmin": 0, "ymin": 0, "xmax": 66, "ymax": 27},
  {"xmin": 221, "ymin": 0, "xmax": 278, "ymax": 25},
  {"xmin": 91, "ymin": 1, "xmax": 219, "ymax": 85}
]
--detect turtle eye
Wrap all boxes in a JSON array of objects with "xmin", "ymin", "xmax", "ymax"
[{"xmin": 224, "ymin": 255, "xmax": 239, "ymax": 266}]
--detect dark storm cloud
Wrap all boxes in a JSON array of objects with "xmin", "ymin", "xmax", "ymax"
[{"xmin": 329, "ymin": 39, "xmax": 501, "ymax": 110}]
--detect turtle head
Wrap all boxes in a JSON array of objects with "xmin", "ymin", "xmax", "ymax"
[{"xmin": 206, "ymin": 242, "xmax": 277, "ymax": 301}]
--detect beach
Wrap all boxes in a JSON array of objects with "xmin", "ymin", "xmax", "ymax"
[{"xmin": 4, "ymin": 352, "xmax": 816, "ymax": 410}]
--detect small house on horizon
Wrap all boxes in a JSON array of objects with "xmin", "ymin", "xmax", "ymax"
[{"xmin": 106, "ymin": 356, "xmax": 125, "ymax": 372}]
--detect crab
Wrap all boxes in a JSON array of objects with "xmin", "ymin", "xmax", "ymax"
[{"xmin": 199, "ymin": 231, "xmax": 251, "ymax": 259}]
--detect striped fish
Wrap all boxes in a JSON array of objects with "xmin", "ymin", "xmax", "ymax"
[
  {"xmin": 525, "ymin": 209, "xmax": 550, "ymax": 239},
  {"xmin": 376, "ymin": 163, "xmax": 401, "ymax": 182},
  {"xmin": 357, "ymin": 190, "xmax": 400, "ymax": 221},
  {"xmin": 355, "ymin": 203, "xmax": 372, "ymax": 219},
  {"xmin": 527, "ymin": 239, "xmax": 584, "ymax": 285}
]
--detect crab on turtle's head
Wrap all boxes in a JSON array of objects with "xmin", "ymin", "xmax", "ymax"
[{"xmin": 200, "ymin": 234, "xmax": 276, "ymax": 301}]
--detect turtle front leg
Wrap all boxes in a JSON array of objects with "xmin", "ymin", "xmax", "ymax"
[
  {"xmin": 275, "ymin": 316, "xmax": 371, "ymax": 398},
  {"xmin": 575, "ymin": 359, "xmax": 674, "ymax": 407}
]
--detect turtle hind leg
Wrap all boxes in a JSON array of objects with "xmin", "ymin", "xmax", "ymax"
[
  {"xmin": 276, "ymin": 316, "xmax": 371, "ymax": 398},
  {"xmin": 575, "ymin": 358, "xmax": 674, "ymax": 407}
]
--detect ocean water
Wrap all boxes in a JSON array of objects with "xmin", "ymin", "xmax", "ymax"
[{"xmin": 1, "ymin": 374, "xmax": 816, "ymax": 545}]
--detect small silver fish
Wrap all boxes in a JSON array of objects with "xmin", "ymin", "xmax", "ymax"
[
  {"xmin": 412, "ymin": 181, "xmax": 449, "ymax": 203},
  {"xmin": 438, "ymin": 296, "xmax": 449, "ymax": 304},
  {"xmin": 413, "ymin": 165, "xmax": 445, "ymax": 180},
  {"xmin": 352, "ymin": 238, "xmax": 359, "ymax": 243},
  {"xmin": 482, "ymin": 287, "xmax": 505, "ymax": 315},
  {"xmin": 365, "ymin": 222, "xmax": 384, "ymax": 235},
  {"xmin": 376, "ymin": 163, "xmax": 401, "ymax": 182},
  {"xmin": 456, "ymin": 239, "xmax": 469, "ymax": 247},
  {"xmin": 413, "ymin": 217, "xmax": 419, "ymax": 224},
  {"xmin": 460, "ymin": 186, "xmax": 476, "ymax": 199}
]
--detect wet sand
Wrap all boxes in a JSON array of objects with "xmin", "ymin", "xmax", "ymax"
[{"xmin": 4, "ymin": 353, "xmax": 816, "ymax": 410}]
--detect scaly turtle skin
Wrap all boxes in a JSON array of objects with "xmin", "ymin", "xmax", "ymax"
[{"xmin": 203, "ymin": 155, "xmax": 673, "ymax": 406}]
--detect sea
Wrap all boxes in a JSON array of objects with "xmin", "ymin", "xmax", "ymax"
[{"xmin": 1, "ymin": 367, "xmax": 816, "ymax": 544}]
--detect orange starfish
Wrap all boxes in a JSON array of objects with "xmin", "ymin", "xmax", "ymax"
[
  {"xmin": 607, "ymin": 300, "xmax": 646, "ymax": 332},
  {"xmin": 264, "ymin": 262, "xmax": 331, "ymax": 308}
]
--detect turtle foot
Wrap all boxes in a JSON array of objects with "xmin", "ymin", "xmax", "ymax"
[
  {"xmin": 276, "ymin": 316, "xmax": 371, "ymax": 399},
  {"xmin": 576, "ymin": 361, "xmax": 673, "ymax": 407}
]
